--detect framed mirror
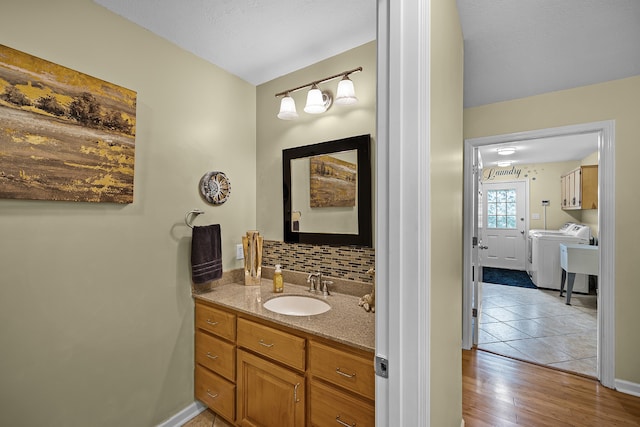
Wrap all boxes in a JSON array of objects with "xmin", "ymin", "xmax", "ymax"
[{"xmin": 283, "ymin": 134, "xmax": 372, "ymax": 247}]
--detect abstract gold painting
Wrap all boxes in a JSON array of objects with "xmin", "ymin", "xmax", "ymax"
[
  {"xmin": 309, "ymin": 154, "xmax": 356, "ymax": 207},
  {"xmin": 0, "ymin": 44, "xmax": 137, "ymax": 203}
]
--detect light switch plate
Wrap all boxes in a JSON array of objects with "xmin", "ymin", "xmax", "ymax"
[
  {"xmin": 236, "ymin": 244, "xmax": 244, "ymax": 260},
  {"xmin": 532, "ymin": 213, "xmax": 540, "ymax": 220}
]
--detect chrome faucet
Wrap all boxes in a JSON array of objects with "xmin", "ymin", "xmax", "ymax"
[{"xmin": 307, "ymin": 270, "xmax": 322, "ymax": 293}]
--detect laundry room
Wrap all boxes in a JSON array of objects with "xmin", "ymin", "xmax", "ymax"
[{"xmin": 473, "ymin": 132, "xmax": 600, "ymax": 377}]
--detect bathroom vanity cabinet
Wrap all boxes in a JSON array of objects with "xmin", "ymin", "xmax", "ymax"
[
  {"xmin": 194, "ymin": 298, "xmax": 375, "ymax": 426},
  {"xmin": 194, "ymin": 304, "xmax": 237, "ymax": 422},
  {"xmin": 308, "ymin": 341, "xmax": 375, "ymax": 426}
]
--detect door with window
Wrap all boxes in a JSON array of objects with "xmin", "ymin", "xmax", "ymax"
[{"xmin": 480, "ymin": 181, "xmax": 528, "ymax": 270}]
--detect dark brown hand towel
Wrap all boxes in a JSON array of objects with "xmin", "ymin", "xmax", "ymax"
[{"xmin": 191, "ymin": 224, "xmax": 222, "ymax": 284}]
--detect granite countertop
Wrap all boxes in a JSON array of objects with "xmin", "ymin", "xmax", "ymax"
[{"xmin": 193, "ymin": 279, "xmax": 375, "ymax": 352}]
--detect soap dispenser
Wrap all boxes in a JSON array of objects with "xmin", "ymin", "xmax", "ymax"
[{"xmin": 273, "ymin": 264, "xmax": 284, "ymax": 293}]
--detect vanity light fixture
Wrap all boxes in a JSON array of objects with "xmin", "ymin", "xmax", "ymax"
[
  {"xmin": 275, "ymin": 66, "xmax": 362, "ymax": 120},
  {"xmin": 497, "ymin": 160, "xmax": 513, "ymax": 167},
  {"xmin": 304, "ymin": 84, "xmax": 331, "ymax": 114},
  {"xmin": 277, "ymin": 93, "xmax": 299, "ymax": 120},
  {"xmin": 497, "ymin": 147, "xmax": 516, "ymax": 156},
  {"xmin": 335, "ymin": 75, "xmax": 358, "ymax": 105}
]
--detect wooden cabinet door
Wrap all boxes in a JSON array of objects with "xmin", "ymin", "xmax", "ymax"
[
  {"xmin": 572, "ymin": 168, "xmax": 581, "ymax": 208},
  {"xmin": 560, "ymin": 175, "xmax": 568, "ymax": 208},
  {"xmin": 237, "ymin": 349, "xmax": 305, "ymax": 427}
]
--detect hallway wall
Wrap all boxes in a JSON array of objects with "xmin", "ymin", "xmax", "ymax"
[{"xmin": 464, "ymin": 75, "xmax": 640, "ymax": 384}]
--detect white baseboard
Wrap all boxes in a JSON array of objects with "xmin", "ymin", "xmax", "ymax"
[
  {"xmin": 615, "ymin": 379, "xmax": 640, "ymax": 397},
  {"xmin": 156, "ymin": 401, "xmax": 207, "ymax": 427}
]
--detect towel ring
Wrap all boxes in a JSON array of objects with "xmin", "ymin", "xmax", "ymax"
[{"xmin": 185, "ymin": 209, "xmax": 205, "ymax": 228}]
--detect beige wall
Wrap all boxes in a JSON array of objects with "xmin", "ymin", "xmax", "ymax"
[
  {"xmin": 0, "ymin": 1, "xmax": 256, "ymax": 425},
  {"xmin": 483, "ymin": 160, "xmax": 585, "ymax": 230},
  {"xmin": 430, "ymin": 0, "xmax": 464, "ymax": 425},
  {"xmin": 465, "ymin": 75, "xmax": 640, "ymax": 383},
  {"xmin": 255, "ymin": 42, "xmax": 377, "ymax": 242}
]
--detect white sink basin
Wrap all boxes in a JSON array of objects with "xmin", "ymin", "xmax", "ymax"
[{"xmin": 263, "ymin": 295, "xmax": 331, "ymax": 316}]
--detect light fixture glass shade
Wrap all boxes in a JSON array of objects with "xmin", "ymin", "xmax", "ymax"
[
  {"xmin": 497, "ymin": 147, "xmax": 516, "ymax": 155},
  {"xmin": 334, "ymin": 76, "xmax": 358, "ymax": 105},
  {"xmin": 277, "ymin": 95, "xmax": 298, "ymax": 120},
  {"xmin": 304, "ymin": 85, "xmax": 327, "ymax": 114},
  {"xmin": 497, "ymin": 161, "xmax": 513, "ymax": 167}
]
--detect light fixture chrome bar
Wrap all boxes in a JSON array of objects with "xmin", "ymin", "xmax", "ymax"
[{"xmin": 274, "ymin": 67, "xmax": 363, "ymax": 97}]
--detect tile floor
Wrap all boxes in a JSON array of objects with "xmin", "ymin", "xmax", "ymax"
[
  {"xmin": 477, "ymin": 282, "xmax": 598, "ymax": 377},
  {"xmin": 182, "ymin": 409, "xmax": 232, "ymax": 427}
]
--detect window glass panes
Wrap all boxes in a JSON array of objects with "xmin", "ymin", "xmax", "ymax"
[{"xmin": 486, "ymin": 189, "xmax": 517, "ymax": 229}]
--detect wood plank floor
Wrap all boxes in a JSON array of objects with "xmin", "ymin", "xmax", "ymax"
[{"xmin": 463, "ymin": 349, "xmax": 640, "ymax": 426}]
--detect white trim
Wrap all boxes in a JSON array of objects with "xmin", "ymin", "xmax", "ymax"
[
  {"xmin": 376, "ymin": 0, "xmax": 431, "ymax": 425},
  {"xmin": 375, "ymin": 0, "xmax": 390, "ymax": 425},
  {"xmin": 462, "ymin": 144, "xmax": 476, "ymax": 349},
  {"xmin": 598, "ymin": 120, "xmax": 616, "ymax": 388},
  {"xmin": 462, "ymin": 120, "xmax": 616, "ymax": 388},
  {"xmin": 155, "ymin": 401, "xmax": 207, "ymax": 427},
  {"xmin": 615, "ymin": 379, "xmax": 640, "ymax": 397},
  {"xmin": 461, "ymin": 419, "xmax": 466, "ymax": 427}
]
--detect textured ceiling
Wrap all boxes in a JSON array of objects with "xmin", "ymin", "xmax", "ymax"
[
  {"xmin": 93, "ymin": 0, "xmax": 375, "ymax": 86},
  {"xmin": 458, "ymin": 0, "xmax": 640, "ymax": 107},
  {"xmin": 94, "ymin": 0, "xmax": 640, "ymax": 107},
  {"xmin": 93, "ymin": 0, "xmax": 638, "ymax": 165},
  {"xmin": 478, "ymin": 133, "xmax": 599, "ymax": 169}
]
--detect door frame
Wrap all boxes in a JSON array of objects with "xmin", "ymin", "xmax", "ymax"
[{"xmin": 462, "ymin": 120, "xmax": 616, "ymax": 389}]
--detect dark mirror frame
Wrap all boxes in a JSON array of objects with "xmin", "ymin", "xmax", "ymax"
[{"xmin": 283, "ymin": 134, "xmax": 372, "ymax": 247}]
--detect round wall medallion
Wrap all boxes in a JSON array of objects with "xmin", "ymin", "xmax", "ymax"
[{"xmin": 199, "ymin": 171, "xmax": 231, "ymax": 205}]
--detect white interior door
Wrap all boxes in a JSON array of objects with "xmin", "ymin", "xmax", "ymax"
[{"xmin": 481, "ymin": 181, "xmax": 528, "ymax": 270}]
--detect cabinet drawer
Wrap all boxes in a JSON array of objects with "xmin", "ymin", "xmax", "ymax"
[
  {"xmin": 195, "ymin": 365, "xmax": 235, "ymax": 423},
  {"xmin": 237, "ymin": 318, "xmax": 306, "ymax": 371},
  {"xmin": 195, "ymin": 330, "xmax": 236, "ymax": 381},
  {"xmin": 309, "ymin": 341, "xmax": 374, "ymax": 400},
  {"xmin": 195, "ymin": 302, "xmax": 236, "ymax": 341},
  {"xmin": 310, "ymin": 380, "xmax": 374, "ymax": 427}
]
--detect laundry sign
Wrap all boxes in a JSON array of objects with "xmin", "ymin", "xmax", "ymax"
[{"xmin": 483, "ymin": 166, "xmax": 523, "ymax": 180}]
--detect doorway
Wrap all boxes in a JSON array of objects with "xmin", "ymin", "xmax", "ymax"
[{"xmin": 462, "ymin": 121, "xmax": 616, "ymax": 388}]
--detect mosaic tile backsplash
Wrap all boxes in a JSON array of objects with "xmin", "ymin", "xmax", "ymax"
[{"xmin": 262, "ymin": 240, "xmax": 375, "ymax": 283}]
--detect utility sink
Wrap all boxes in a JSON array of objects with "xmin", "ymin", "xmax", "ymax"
[{"xmin": 263, "ymin": 295, "xmax": 331, "ymax": 316}]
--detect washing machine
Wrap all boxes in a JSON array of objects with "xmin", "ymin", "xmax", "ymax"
[
  {"xmin": 526, "ymin": 223, "xmax": 575, "ymax": 276},
  {"xmin": 530, "ymin": 224, "xmax": 591, "ymax": 292}
]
